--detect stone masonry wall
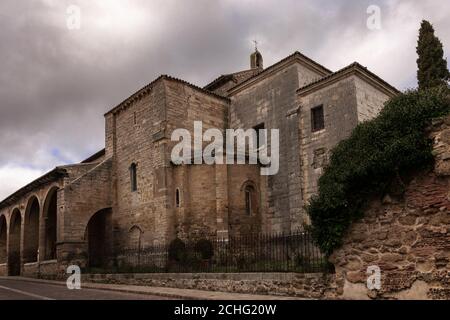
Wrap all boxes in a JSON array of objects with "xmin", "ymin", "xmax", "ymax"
[
  {"xmin": 109, "ymin": 77, "xmax": 231, "ymax": 249},
  {"xmin": 298, "ymin": 75, "xmax": 393, "ymax": 222},
  {"xmin": 0, "ymin": 161, "xmax": 112, "ymax": 277},
  {"xmin": 298, "ymin": 77, "xmax": 359, "ymax": 215},
  {"xmin": 172, "ymin": 163, "xmax": 263, "ymax": 239},
  {"xmin": 229, "ymin": 62, "xmax": 324, "ymax": 233},
  {"xmin": 57, "ymin": 159, "xmax": 113, "ymax": 270},
  {"xmin": 83, "ymin": 272, "xmax": 334, "ymax": 299},
  {"xmin": 109, "ymin": 79, "xmax": 168, "ymax": 248},
  {"xmin": 165, "ymin": 79, "xmax": 230, "ymax": 240},
  {"xmin": 329, "ymin": 116, "xmax": 450, "ymax": 299},
  {"xmin": 355, "ymin": 77, "xmax": 390, "ymax": 122}
]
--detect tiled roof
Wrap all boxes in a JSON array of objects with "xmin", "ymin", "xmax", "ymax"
[
  {"xmin": 105, "ymin": 75, "xmax": 230, "ymax": 116},
  {"xmin": 81, "ymin": 148, "xmax": 106, "ymax": 163},
  {"xmin": 164, "ymin": 75, "xmax": 231, "ymax": 102},
  {"xmin": 297, "ymin": 62, "xmax": 400, "ymax": 96},
  {"xmin": 204, "ymin": 74, "xmax": 234, "ymax": 91},
  {"xmin": 0, "ymin": 168, "xmax": 68, "ymax": 209},
  {"xmin": 204, "ymin": 69, "xmax": 259, "ymax": 92}
]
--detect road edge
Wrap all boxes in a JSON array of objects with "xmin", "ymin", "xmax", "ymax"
[{"xmin": 0, "ymin": 276, "xmax": 303, "ymax": 300}]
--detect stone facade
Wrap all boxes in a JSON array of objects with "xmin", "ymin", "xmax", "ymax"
[
  {"xmin": 0, "ymin": 50, "xmax": 398, "ymax": 277},
  {"xmin": 297, "ymin": 64, "xmax": 394, "ymax": 210},
  {"xmin": 329, "ymin": 116, "xmax": 450, "ymax": 300},
  {"xmin": 229, "ymin": 58, "xmax": 329, "ymax": 232},
  {"xmin": 73, "ymin": 115, "xmax": 450, "ymax": 300}
]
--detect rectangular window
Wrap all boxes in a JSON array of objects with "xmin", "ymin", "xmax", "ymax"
[{"xmin": 311, "ymin": 105, "xmax": 325, "ymax": 132}]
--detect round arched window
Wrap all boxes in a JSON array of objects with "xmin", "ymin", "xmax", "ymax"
[{"xmin": 245, "ymin": 185, "xmax": 255, "ymax": 215}]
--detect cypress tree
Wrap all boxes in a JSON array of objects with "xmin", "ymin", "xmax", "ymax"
[{"xmin": 416, "ymin": 20, "xmax": 449, "ymax": 89}]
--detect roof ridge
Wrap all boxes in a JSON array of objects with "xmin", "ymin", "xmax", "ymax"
[
  {"xmin": 105, "ymin": 74, "xmax": 230, "ymax": 115},
  {"xmin": 204, "ymin": 68, "xmax": 257, "ymax": 91},
  {"xmin": 105, "ymin": 75, "xmax": 165, "ymax": 115},
  {"xmin": 226, "ymin": 51, "xmax": 333, "ymax": 94},
  {"xmin": 0, "ymin": 168, "xmax": 67, "ymax": 209},
  {"xmin": 297, "ymin": 61, "xmax": 400, "ymax": 95},
  {"xmin": 163, "ymin": 74, "xmax": 230, "ymax": 101},
  {"xmin": 81, "ymin": 148, "xmax": 106, "ymax": 163}
]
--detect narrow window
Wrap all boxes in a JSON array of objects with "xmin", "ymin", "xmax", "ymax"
[
  {"xmin": 175, "ymin": 188, "xmax": 181, "ymax": 208},
  {"xmin": 245, "ymin": 185, "xmax": 254, "ymax": 215},
  {"xmin": 311, "ymin": 105, "xmax": 325, "ymax": 132},
  {"xmin": 130, "ymin": 163, "xmax": 137, "ymax": 192},
  {"xmin": 133, "ymin": 112, "xmax": 137, "ymax": 125}
]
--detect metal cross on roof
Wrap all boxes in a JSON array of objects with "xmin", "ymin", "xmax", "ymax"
[{"xmin": 253, "ymin": 40, "xmax": 258, "ymax": 51}]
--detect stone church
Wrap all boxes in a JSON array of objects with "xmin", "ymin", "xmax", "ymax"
[{"xmin": 0, "ymin": 49, "xmax": 398, "ymax": 276}]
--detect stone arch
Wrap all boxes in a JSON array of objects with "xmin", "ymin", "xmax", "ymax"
[
  {"xmin": 228, "ymin": 179, "xmax": 262, "ymax": 236},
  {"xmin": 8, "ymin": 209, "xmax": 22, "ymax": 275},
  {"xmin": 23, "ymin": 196, "xmax": 40, "ymax": 263},
  {"xmin": 85, "ymin": 208, "xmax": 112, "ymax": 268},
  {"xmin": 0, "ymin": 215, "xmax": 6, "ymax": 264},
  {"xmin": 128, "ymin": 225, "xmax": 143, "ymax": 250},
  {"xmin": 42, "ymin": 186, "xmax": 58, "ymax": 260},
  {"xmin": 240, "ymin": 179, "xmax": 258, "ymax": 193}
]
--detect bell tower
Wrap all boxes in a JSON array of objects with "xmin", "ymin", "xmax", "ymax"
[{"xmin": 250, "ymin": 41, "xmax": 263, "ymax": 69}]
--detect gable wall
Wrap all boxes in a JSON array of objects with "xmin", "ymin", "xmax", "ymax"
[{"xmin": 298, "ymin": 76, "xmax": 359, "ymax": 213}]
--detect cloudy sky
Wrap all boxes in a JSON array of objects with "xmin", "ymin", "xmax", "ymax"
[{"xmin": 0, "ymin": 0, "xmax": 449, "ymax": 200}]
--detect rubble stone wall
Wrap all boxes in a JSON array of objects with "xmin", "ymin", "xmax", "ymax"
[{"xmin": 329, "ymin": 116, "xmax": 450, "ymax": 299}]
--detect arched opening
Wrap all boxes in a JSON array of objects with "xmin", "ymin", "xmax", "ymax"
[
  {"xmin": 8, "ymin": 209, "xmax": 22, "ymax": 275},
  {"xmin": 43, "ymin": 187, "xmax": 58, "ymax": 260},
  {"xmin": 229, "ymin": 181, "xmax": 261, "ymax": 236},
  {"xmin": 24, "ymin": 197, "xmax": 40, "ymax": 263},
  {"xmin": 244, "ymin": 185, "xmax": 256, "ymax": 216},
  {"xmin": 85, "ymin": 208, "xmax": 112, "ymax": 268},
  {"xmin": 0, "ymin": 215, "xmax": 7, "ymax": 264},
  {"xmin": 128, "ymin": 225, "xmax": 143, "ymax": 250}
]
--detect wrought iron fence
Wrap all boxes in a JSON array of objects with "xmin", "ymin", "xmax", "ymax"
[{"xmin": 87, "ymin": 230, "xmax": 333, "ymax": 274}]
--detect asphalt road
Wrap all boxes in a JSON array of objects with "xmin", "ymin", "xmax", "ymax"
[{"xmin": 0, "ymin": 278, "xmax": 171, "ymax": 300}]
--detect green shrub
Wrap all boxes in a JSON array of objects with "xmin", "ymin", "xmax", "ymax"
[
  {"xmin": 194, "ymin": 239, "xmax": 214, "ymax": 260},
  {"xmin": 168, "ymin": 238, "xmax": 186, "ymax": 262},
  {"xmin": 307, "ymin": 86, "xmax": 450, "ymax": 256}
]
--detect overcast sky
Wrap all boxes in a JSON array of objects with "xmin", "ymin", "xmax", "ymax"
[{"xmin": 0, "ymin": 0, "xmax": 449, "ymax": 200}]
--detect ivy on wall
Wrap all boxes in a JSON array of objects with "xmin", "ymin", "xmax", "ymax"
[{"xmin": 307, "ymin": 86, "xmax": 450, "ymax": 256}]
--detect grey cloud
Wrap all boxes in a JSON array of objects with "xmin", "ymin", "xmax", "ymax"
[{"xmin": 0, "ymin": 0, "xmax": 449, "ymax": 199}]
